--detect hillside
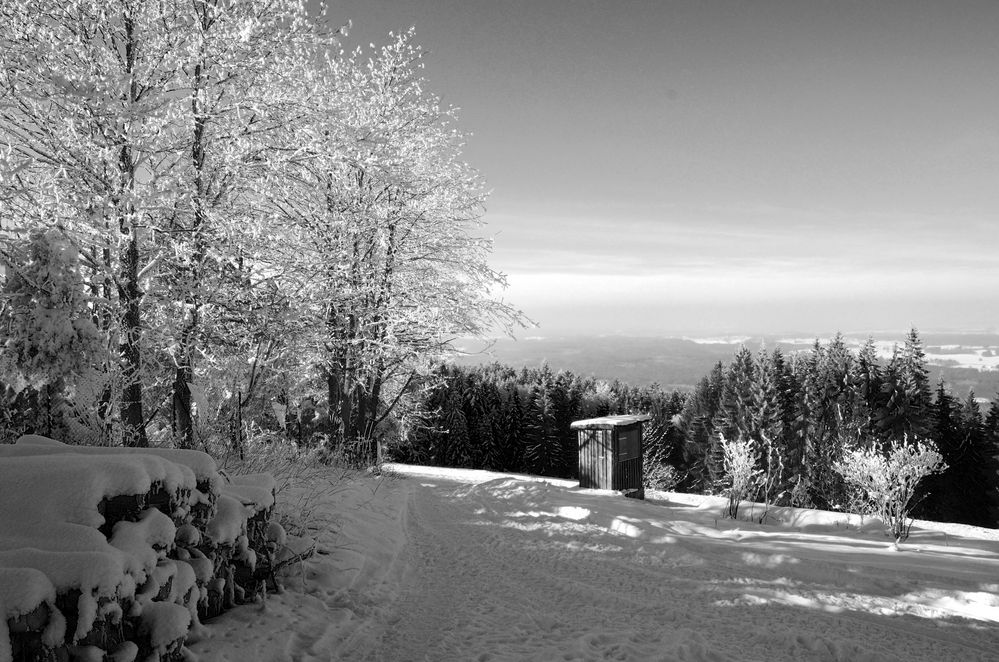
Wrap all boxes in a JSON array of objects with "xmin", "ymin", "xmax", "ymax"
[
  {"xmin": 454, "ymin": 333, "xmax": 999, "ymax": 400},
  {"xmin": 191, "ymin": 464, "xmax": 999, "ymax": 662}
]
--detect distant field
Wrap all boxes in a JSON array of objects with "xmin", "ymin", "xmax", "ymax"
[{"xmin": 454, "ymin": 332, "xmax": 999, "ymax": 401}]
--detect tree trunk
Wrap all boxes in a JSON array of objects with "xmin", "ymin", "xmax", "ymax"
[
  {"xmin": 120, "ymin": 229, "xmax": 147, "ymax": 447},
  {"xmin": 173, "ymin": 366, "xmax": 194, "ymax": 449},
  {"xmin": 173, "ymin": 38, "xmax": 209, "ymax": 450},
  {"xmin": 117, "ymin": 9, "xmax": 147, "ymax": 448}
]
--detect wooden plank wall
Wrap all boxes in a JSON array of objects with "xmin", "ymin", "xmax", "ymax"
[
  {"xmin": 577, "ymin": 429, "xmax": 612, "ymax": 489},
  {"xmin": 613, "ymin": 424, "xmax": 643, "ymax": 497},
  {"xmin": 613, "ymin": 457, "xmax": 643, "ymax": 492}
]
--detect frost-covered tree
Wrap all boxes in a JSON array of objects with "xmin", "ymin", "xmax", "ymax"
[
  {"xmin": 0, "ymin": 229, "xmax": 105, "ymax": 438},
  {"xmin": 834, "ymin": 437, "xmax": 945, "ymax": 543},
  {"xmin": 721, "ymin": 435, "xmax": 758, "ymax": 519},
  {"xmin": 267, "ymin": 31, "xmax": 523, "ymax": 451},
  {"xmin": 1, "ymin": 4, "xmax": 521, "ymax": 456},
  {"xmin": 0, "ymin": 0, "xmax": 195, "ymax": 445},
  {"xmin": 160, "ymin": 0, "xmax": 318, "ymax": 448}
]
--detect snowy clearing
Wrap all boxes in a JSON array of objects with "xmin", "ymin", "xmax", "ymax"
[{"xmin": 190, "ymin": 464, "xmax": 999, "ymax": 662}]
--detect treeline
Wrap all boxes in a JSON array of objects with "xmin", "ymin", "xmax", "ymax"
[
  {"xmin": 401, "ymin": 330, "xmax": 999, "ymax": 528},
  {"xmin": 0, "ymin": 2, "xmax": 519, "ymax": 453},
  {"xmin": 677, "ymin": 330, "xmax": 999, "ymax": 527},
  {"xmin": 391, "ymin": 363, "xmax": 686, "ymax": 481}
]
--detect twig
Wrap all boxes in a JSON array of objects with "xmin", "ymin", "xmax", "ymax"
[{"xmin": 272, "ymin": 540, "xmax": 317, "ymax": 575}]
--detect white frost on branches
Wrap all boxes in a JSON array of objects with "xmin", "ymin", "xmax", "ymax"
[
  {"xmin": 721, "ymin": 435, "xmax": 759, "ymax": 519},
  {"xmin": 834, "ymin": 437, "xmax": 946, "ymax": 544}
]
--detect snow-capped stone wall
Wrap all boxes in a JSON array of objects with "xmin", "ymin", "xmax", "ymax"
[{"xmin": 0, "ymin": 436, "xmax": 281, "ymax": 662}]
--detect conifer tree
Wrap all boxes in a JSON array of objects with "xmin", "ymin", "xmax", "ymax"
[
  {"xmin": 0, "ymin": 229, "xmax": 104, "ymax": 438},
  {"xmin": 498, "ymin": 386, "xmax": 526, "ymax": 472},
  {"xmin": 878, "ymin": 329, "xmax": 932, "ymax": 442},
  {"xmin": 854, "ymin": 338, "xmax": 884, "ymax": 437},
  {"xmin": 440, "ymin": 389, "xmax": 471, "ymax": 467},
  {"xmin": 961, "ymin": 392, "xmax": 999, "ymax": 527},
  {"xmin": 917, "ymin": 386, "xmax": 999, "ymax": 527},
  {"xmin": 679, "ymin": 362, "xmax": 724, "ymax": 491},
  {"xmin": 985, "ymin": 398, "xmax": 999, "ymax": 458},
  {"xmin": 550, "ymin": 371, "xmax": 581, "ymax": 478},
  {"xmin": 916, "ymin": 381, "xmax": 960, "ymax": 522},
  {"xmin": 524, "ymin": 384, "xmax": 560, "ymax": 477},
  {"xmin": 713, "ymin": 347, "xmax": 755, "ymax": 443},
  {"xmin": 799, "ymin": 336, "xmax": 854, "ymax": 508}
]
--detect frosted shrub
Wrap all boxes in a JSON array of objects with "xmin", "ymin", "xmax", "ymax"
[
  {"xmin": 0, "ymin": 229, "xmax": 103, "ymax": 389},
  {"xmin": 644, "ymin": 462, "xmax": 680, "ymax": 492},
  {"xmin": 834, "ymin": 437, "xmax": 946, "ymax": 543},
  {"xmin": 721, "ymin": 435, "xmax": 759, "ymax": 519}
]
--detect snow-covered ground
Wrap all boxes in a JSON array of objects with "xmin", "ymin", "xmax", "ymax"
[{"xmin": 190, "ymin": 465, "xmax": 999, "ymax": 662}]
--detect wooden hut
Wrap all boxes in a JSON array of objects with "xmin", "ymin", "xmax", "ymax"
[{"xmin": 570, "ymin": 414, "xmax": 649, "ymax": 499}]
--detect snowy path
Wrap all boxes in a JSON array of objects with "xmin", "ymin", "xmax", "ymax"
[
  {"xmin": 192, "ymin": 466, "xmax": 999, "ymax": 662},
  {"xmin": 358, "ymin": 476, "xmax": 999, "ymax": 661}
]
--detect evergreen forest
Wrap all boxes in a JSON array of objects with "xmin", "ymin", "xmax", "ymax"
[{"xmin": 395, "ymin": 330, "xmax": 999, "ymax": 529}]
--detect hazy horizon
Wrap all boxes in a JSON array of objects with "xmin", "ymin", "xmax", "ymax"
[{"xmin": 454, "ymin": 330, "xmax": 999, "ymax": 400}]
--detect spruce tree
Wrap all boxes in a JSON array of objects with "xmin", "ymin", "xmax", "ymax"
[
  {"xmin": 985, "ymin": 398, "xmax": 999, "ymax": 455},
  {"xmin": 916, "ymin": 381, "xmax": 960, "ymax": 522},
  {"xmin": 679, "ymin": 362, "xmax": 724, "ymax": 491},
  {"xmin": 878, "ymin": 329, "xmax": 932, "ymax": 442},
  {"xmin": 854, "ymin": 338, "xmax": 884, "ymax": 438},
  {"xmin": 523, "ymin": 384, "xmax": 560, "ymax": 477},
  {"xmin": 800, "ymin": 336, "xmax": 853, "ymax": 509},
  {"xmin": 958, "ymin": 392, "xmax": 999, "ymax": 527},
  {"xmin": 498, "ymin": 386, "xmax": 526, "ymax": 472},
  {"xmin": 710, "ymin": 347, "xmax": 755, "ymax": 492},
  {"xmin": 441, "ymin": 390, "xmax": 471, "ymax": 467}
]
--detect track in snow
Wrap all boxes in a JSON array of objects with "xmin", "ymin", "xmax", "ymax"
[
  {"xmin": 190, "ymin": 468, "xmax": 999, "ymax": 662},
  {"xmin": 351, "ymin": 475, "xmax": 999, "ymax": 662}
]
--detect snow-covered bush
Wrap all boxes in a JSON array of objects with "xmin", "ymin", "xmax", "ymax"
[
  {"xmin": 644, "ymin": 462, "xmax": 680, "ymax": 492},
  {"xmin": 721, "ymin": 435, "xmax": 759, "ymax": 519},
  {"xmin": 0, "ymin": 228, "xmax": 103, "ymax": 391},
  {"xmin": 834, "ymin": 437, "xmax": 946, "ymax": 543}
]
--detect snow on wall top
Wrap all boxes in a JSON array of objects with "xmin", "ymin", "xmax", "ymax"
[
  {"xmin": 0, "ymin": 567, "xmax": 56, "ymax": 619},
  {"xmin": 206, "ymin": 495, "xmax": 252, "ymax": 546},
  {"xmin": 223, "ymin": 473, "xmax": 277, "ymax": 512},
  {"xmin": 15, "ymin": 435, "xmax": 220, "ymax": 493},
  {"xmin": 0, "ymin": 454, "xmax": 193, "ymax": 530},
  {"xmin": 569, "ymin": 414, "xmax": 650, "ymax": 430}
]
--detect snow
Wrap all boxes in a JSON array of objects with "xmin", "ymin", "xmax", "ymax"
[
  {"xmin": 223, "ymin": 473, "xmax": 277, "ymax": 512},
  {"xmin": 0, "ymin": 548, "xmax": 131, "ymax": 641},
  {"xmin": 570, "ymin": 414, "xmax": 650, "ymax": 429},
  {"xmin": 110, "ymin": 508, "xmax": 177, "ymax": 581},
  {"xmin": 0, "ymin": 450, "xmax": 192, "ymax": 632},
  {"xmin": 14, "ymin": 434, "xmax": 220, "ymax": 494},
  {"xmin": 0, "ymin": 452, "xmax": 194, "ymax": 528},
  {"xmin": 0, "ymin": 443, "xmax": 227, "ymax": 655},
  {"xmin": 0, "ymin": 567, "xmax": 56, "ymax": 620},
  {"xmin": 206, "ymin": 495, "xmax": 252, "ymax": 546},
  {"xmin": 139, "ymin": 601, "xmax": 191, "ymax": 653},
  {"xmin": 188, "ymin": 464, "xmax": 999, "ymax": 662}
]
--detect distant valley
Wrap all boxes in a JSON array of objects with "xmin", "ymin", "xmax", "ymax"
[{"xmin": 454, "ymin": 332, "xmax": 999, "ymax": 402}]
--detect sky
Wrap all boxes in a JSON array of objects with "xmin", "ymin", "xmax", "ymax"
[{"xmin": 326, "ymin": 0, "xmax": 999, "ymax": 337}]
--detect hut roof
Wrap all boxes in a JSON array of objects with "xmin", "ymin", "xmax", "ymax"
[{"xmin": 569, "ymin": 414, "xmax": 650, "ymax": 430}]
